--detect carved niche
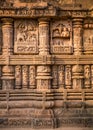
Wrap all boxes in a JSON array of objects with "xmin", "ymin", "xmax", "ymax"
[
  {"xmin": 14, "ymin": 20, "xmax": 38, "ymax": 54},
  {"xmin": 83, "ymin": 19, "xmax": 93, "ymax": 54},
  {"xmin": 50, "ymin": 20, "xmax": 73, "ymax": 54}
]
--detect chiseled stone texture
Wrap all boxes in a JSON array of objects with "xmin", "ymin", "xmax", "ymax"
[{"xmin": 0, "ymin": 0, "xmax": 93, "ymax": 129}]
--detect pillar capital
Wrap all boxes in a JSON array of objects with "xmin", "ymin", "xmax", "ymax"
[
  {"xmin": 1, "ymin": 18, "xmax": 13, "ymax": 26},
  {"xmin": 72, "ymin": 18, "xmax": 83, "ymax": 28}
]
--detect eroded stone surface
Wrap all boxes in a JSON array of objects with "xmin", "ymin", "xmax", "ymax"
[{"xmin": 0, "ymin": 0, "xmax": 93, "ymax": 129}]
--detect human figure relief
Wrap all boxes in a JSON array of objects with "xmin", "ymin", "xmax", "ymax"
[
  {"xmin": 58, "ymin": 65, "xmax": 65, "ymax": 88},
  {"xmin": 84, "ymin": 65, "xmax": 91, "ymax": 88},
  {"xmin": 29, "ymin": 66, "xmax": 36, "ymax": 89},
  {"xmin": 65, "ymin": 65, "xmax": 72, "ymax": 89},
  {"xmin": 22, "ymin": 65, "xmax": 28, "ymax": 88}
]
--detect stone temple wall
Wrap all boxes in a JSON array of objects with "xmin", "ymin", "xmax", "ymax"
[{"xmin": 0, "ymin": 0, "xmax": 93, "ymax": 129}]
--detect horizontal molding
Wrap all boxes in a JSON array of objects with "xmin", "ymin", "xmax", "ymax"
[{"xmin": 0, "ymin": 55, "xmax": 92, "ymax": 65}]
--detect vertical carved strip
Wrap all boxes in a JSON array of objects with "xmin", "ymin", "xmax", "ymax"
[
  {"xmin": 15, "ymin": 65, "xmax": 22, "ymax": 89},
  {"xmin": 1, "ymin": 18, "xmax": 14, "ymax": 90},
  {"xmin": 65, "ymin": 65, "xmax": 72, "ymax": 89},
  {"xmin": 22, "ymin": 65, "xmax": 28, "ymax": 89},
  {"xmin": 73, "ymin": 19, "xmax": 83, "ymax": 55},
  {"xmin": 58, "ymin": 65, "xmax": 65, "ymax": 89},
  {"xmin": 0, "ymin": 22, "xmax": 2, "ymax": 53},
  {"xmin": 84, "ymin": 65, "xmax": 91, "ymax": 88},
  {"xmin": 0, "ymin": 66, "xmax": 2, "ymax": 89},
  {"xmin": 52, "ymin": 66, "xmax": 58, "ymax": 89},
  {"xmin": 39, "ymin": 18, "xmax": 49, "ymax": 55},
  {"xmin": 29, "ymin": 66, "xmax": 36, "ymax": 89},
  {"xmin": 91, "ymin": 65, "xmax": 93, "ymax": 88}
]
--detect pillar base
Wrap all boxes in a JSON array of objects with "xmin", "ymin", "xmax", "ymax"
[{"xmin": 30, "ymin": 109, "xmax": 57, "ymax": 128}]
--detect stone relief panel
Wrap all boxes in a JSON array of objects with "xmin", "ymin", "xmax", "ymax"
[
  {"xmin": 14, "ymin": 19, "xmax": 38, "ymax": 54},
  {"xmin": 50, "ymin": 20, "xmax": 73, "ymax": 54},
  {"xmin": 83, "ymin": 19, "xmax": 93, "ymax": 54}
]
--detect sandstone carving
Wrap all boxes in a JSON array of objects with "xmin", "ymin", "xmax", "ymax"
[
  {"xmin": 51, "ymin": 20, "xmax": 73, "ymax": 54},
  {"xmin": 0, "ymin": 0, "xmax": 93, "ymax": 129},
  {"xmin": 14, "ymin": 20, "xmax": 38, "ymax": 54}
]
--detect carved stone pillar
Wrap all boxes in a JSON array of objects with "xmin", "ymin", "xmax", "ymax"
[
  {"xmin": 73, "ymin": 18, "xmax": 83, "ymax": 55},
  {"xmin": 1, "ymin": 18, "xmax": 14, "ymax": 90},
  {"xmin": 72, "ymin": 65, "xmax": 84, "ymax": 89},
  {"xmin": 1, "ymin": 18, "xmax": 13, "ymax": 55},
  {"xmin": 37, "ymin": 18, "xmax": 52, "ymax": 90},
  {"xmin": 33, "ymin": 18, "xmax": 57, "ymax": 128},
  {"xmin": 38, "ymin": 18, "xmax": 49, "ymax": 55}
]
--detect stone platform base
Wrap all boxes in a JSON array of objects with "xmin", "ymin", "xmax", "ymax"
[{"xmin": 0, "ymin": 127, "xmax": 92, "ymax": 130}]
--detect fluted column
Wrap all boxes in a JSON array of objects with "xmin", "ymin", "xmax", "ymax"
[
  {"xmin": 1, "ymin": 18, "xmax": 14, "ymax": 90},
  {"xmin": 73, "ymin": 18, "xmax": 83, "ymax": 55}
]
